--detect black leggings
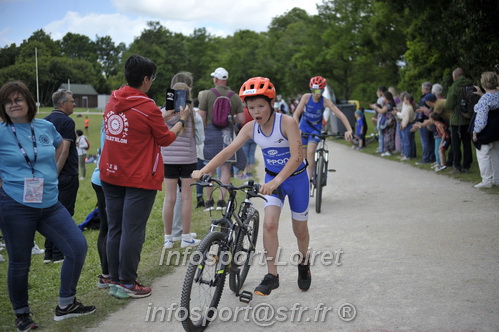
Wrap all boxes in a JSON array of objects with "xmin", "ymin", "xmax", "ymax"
[
  {"xmin": 92, "ymin": 182, "xmax": 109, "ymax": 275},
  {"xmin": 450, "ymin": 125, "xmax": 473, "ymax": 170}
]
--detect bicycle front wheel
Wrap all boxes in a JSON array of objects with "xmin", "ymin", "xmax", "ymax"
[
  {"xmin": 180, "ymin": 231, "xmax": 228, "ymax": 332},
  {"xmin": 229, "ymin": 210, "xmax": 260, "ymax": 293},
  {"xmin": 315, "ymin": 155, "xmax": 325, "ymax": 213}
]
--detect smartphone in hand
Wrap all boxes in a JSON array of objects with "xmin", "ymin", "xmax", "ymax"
[
  {"xmin": 174, "ymin": 89, "xmax": 187, "ymax": 112},
  {"xmin": 165, "ymin": 88, "xmax": 175, "ymax": 110}
]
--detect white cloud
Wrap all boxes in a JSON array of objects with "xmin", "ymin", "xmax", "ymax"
[
  {"xmin": 16, "ymin": 0, "xmax": 319, "ymax": 47},
  {"xmin": 110, "ymin": 0, "xmax": 319, "ymax": 36},
  {"xmin": 44, "ymin": 11, "xmax": 149, "ymax": 46}
]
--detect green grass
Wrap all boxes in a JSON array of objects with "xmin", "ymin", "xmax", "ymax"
[{"xmin": 0, "ymin": 109, "xmax": 242, "ymax": 331}]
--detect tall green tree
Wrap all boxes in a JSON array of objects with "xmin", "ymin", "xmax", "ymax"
[
  {"xmin": 60, "ymin": 32, "xmax": 97, "ymax": 62},
  {"xmin": 16, "ymin": 30, "xmax": 61, "ymax": 61},
  {"xmin": 318, "ymin": 0, "xmax": 408, "ymax": 103},
  {"xmin": 95, "ymin": 36, "xmax": 125, "ymax": 93},
  {"xmin": 184, "ymin": 28, "xmax": 221, "ymax": 95},
  {"xmin": 266, "ymin": 8, "xmax": 315, "ymax": 97},
  {"xmin": 384, "ymin": 0, "xmax": 499, "ymax": 92},
  {"xmin": 0, "ymin": 43, "xmax": 19, "ymax": 68},
  {"xmin": 125, "ymin": 21, "xmax": 188, "ymax": 103}
]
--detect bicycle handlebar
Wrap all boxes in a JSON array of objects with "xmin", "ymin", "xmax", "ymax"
[
  {"xmin": 301, "ymin": 132, "xmax": 336, "ymax": 140},
  {"xmin": 194, "ymin": 175, "xmax": 268, "ymax": 201}
]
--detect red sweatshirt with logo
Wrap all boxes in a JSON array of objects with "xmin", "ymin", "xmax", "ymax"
[{"xmin": 99, "ymin": 85, "xmax": 176, "ymax": 190}]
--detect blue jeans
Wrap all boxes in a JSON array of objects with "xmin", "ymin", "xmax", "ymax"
[
  {"xmin": 0, "ymin": 188, "xmax": 88, "ymax": 314},
  {"xmin": 242, "ymin": 138, "xmax": 257, "ymax": 166},
  {"xmin": 419, "ymin": 126, "xmax": 435, "ymax": 163},
  {"xmin": 102, "ymin": 181, "xmax": 157, "ymax": 284},
  {"xmin": 434, "ymin": 137, "xmax": 442, "ymax": 165},
  {"xmin": 401, "ymin": 123, "xmax": 416, "ymax": 158},
  {"xmin": 378, "ymin": 130, "xmax": 385, "ymax": 153}
]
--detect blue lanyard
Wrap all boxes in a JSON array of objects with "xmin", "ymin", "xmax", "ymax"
[{"xmin": 10, "ymin": 123, "xmax": 38, "ymax": 177}]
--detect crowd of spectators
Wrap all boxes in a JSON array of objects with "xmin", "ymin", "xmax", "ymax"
[{"xmin": 353, "ymin": 68, "xmax": 499, "ymax": 188}]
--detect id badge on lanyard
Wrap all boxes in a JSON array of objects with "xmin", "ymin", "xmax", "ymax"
[
  {"xmin": 24, "ymin": 177, "xmax": 44, "ymax": 203},
  {"xmin": 10, "ymin": 123, "xmax": 44, "ymax": 203}
]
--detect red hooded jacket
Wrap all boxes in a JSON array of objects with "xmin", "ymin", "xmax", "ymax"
[{"xmin": 99, "ymin": 85, "xmax": 176, "ymax": 190}]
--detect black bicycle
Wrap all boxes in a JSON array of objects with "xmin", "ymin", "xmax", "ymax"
[
  {"xmin": 180, "ymin": 175, "xmax": 266, "ymax": 332},
  {"xmin": 303, "ymin": 132, "xmax": 336, "ymax": 213}
]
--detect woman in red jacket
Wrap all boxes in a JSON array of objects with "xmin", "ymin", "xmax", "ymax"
[{"xmin": 99, "ymin": 54, "xmax": 189, "ymax": 299}]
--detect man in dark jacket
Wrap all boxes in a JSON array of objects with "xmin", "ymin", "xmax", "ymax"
[
  {"xmin": 445, "ymin": 68, "xmax": 474, "ymax": 173},
  {"xmin": 44, "ymin": 90, "xmax": 79, "ymax": 263}
]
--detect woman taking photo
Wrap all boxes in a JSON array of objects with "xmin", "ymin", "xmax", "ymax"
[
  {"xmin": 0, "ymin": 81, "xmax": 95, "ymax": 331},
  {"xmin": 161, "ymin": 73, "xmax": 200, "ymax": 249}
]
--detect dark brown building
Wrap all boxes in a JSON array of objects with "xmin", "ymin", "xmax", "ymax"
[{"xmin": 57, "ymin": 83, "xmax": 98, "ymax": 108}]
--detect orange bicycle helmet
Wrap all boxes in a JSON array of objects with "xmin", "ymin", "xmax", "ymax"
[
  {"xmin": 309, "ymin": 76, "xmax": 327, "ymax": 89},
  {"xmin": 239, "ymin": 77, "xmax": 276, "ymax": 102}
]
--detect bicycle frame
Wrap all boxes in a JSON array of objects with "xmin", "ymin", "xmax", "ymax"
[
  {"xmin": 209, "ymin": 188, "xmax": 258, "ymax": 255},
  {"xmin": 314, "ymin": 138, "xmax": 329, "ymax": 186}
]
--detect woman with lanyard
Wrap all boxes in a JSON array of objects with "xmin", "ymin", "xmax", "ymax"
[
  {"xmin": 0, "ymin": 81, "xmax": 95, "ymax": 331},
  {"xmin": 293, "ymin": 76, "xmax": 353, "ymax": 184}
]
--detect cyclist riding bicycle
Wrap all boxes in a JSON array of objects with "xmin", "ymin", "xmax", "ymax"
[
  {"xmin": 293, "ymin": 76, "xmax": 353, "ymax": 182},
  {"xmin": 192, "ymin": 77, "xmax": 311, "ymax": 296}
]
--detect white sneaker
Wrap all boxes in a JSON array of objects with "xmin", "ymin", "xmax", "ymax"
[
  {"xmin": 435, "ymin": 165, "xmax": 447, "ymax": 172},
  {"xmin": 163, "ymin": 240, "xmax": 174, "ymax": 249},
  {"xmin": 181, "ymin": 239, "xmax": 200, "ymax": 248},
  {"xmin": 173, "ymin": 232, "xmax": 197, "ymax": 242},
  {"xmin": 79, "ymin": 177, "xmax": 85, "ymax": 180},
  {"xmin": 381, "ymin": 152, "xmax": 391, "ymax": 157},
  {"xmin": 0, "ymin": 254, "xmax": 4, "ymax": 262},
  {"xmin": 474, "ymin": 182, "xmax": 492, "ymax": 189},
  {"xmin": 31, "ymin": 243, "xmax": 45, "ymax": 255}
]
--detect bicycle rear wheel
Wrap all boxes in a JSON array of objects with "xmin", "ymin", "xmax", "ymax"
[
  {"xmin": 315, "ymin": 155, "xmax": 325, "ymax": 213},
  {"xmin": 180, "ymin": 231, "xmax": 228, "ymax": 332},
  {"xmin": 229, "ymin": 209, "xmax": 260, "ymax": 293}
]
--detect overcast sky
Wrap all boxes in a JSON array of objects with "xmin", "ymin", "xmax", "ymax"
[{"xmin": 0, "ymin": 0, "xmax": 320, "ymax": 47}]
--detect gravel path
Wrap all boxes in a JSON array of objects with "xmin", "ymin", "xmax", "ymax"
[{"xmin": 90, "ymin": 142, "xmax": 499, "ymax": 331}]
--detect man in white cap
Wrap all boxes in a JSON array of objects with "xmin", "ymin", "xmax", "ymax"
[{"xmin": 197, "ymin": 67, "xmax": 245, "ymax": 211}]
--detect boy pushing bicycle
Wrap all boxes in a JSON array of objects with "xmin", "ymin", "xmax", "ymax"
[{"xmin": 192, "ymin": 77, "xmax": 311, "ymax": 296}]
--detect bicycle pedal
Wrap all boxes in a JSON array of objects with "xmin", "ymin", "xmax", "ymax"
[{"xmin": 239, "ymin": 290, "xmax": 253, "ymax": 303}]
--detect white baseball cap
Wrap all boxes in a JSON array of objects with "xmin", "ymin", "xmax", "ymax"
[{"xmin": 211, "ymin": 67, "xmax": 229, "ymax": 80}]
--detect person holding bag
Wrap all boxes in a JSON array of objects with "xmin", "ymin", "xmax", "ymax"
[{"xmin": 469, "ymin": 71, "xmax": 499, "ymax": 188}]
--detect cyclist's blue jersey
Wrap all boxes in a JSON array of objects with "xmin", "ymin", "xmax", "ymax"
[
  {"xmin": 299, "ymin": 95, "xmax": 324, "ymax": 134},
  {"xmin": 253, "ymin": 113, "xmax": 306, "ymax": 174}
]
